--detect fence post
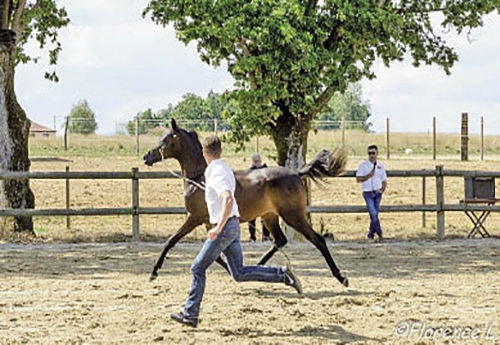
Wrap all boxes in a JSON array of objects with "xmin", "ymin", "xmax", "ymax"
[
  {"xmin": 461, "ymin": 112, "xmax": 468, "ymax": 161},
  {"xmin": 256, "ymin": 137, "xmax": 260, "ymax": 153},
  {"xmin": 214, "ymin": 118, "xmax": 218, "ymax": 136},
  {"xmin": 435, "ymin": 165, "xmax": 445, "ymax": 239},
  {"xmin": 65, "ymin": 166, "xmax": 71, "ymax": 230},
  {"xmin": 64, "ymin": 116, "xmax": 69, "ymax": 151},
  {"xmin": 135, "ymin": 117, "xmax": 139, "ymax": 156},
  {"xmin": 480, "ymin": 116, "xmax": 484, "ymax": 161},
  {"xmin": 132, "ymin": 167, "xmax": 140, "ymax": 241},
  {"xmin": 386, "ymin": 117, "xmax": 390, "ymax": 160},
  {"xmin": 341, "ymin": 113, "xmax": 346, "ymax": 148},
  {"xmin": 422, "ymin": 173, "xmax": 426, "ymax": 228},
  {"xmin": 433, "ymin": 116, "xmax": 437, "ymax": 160}
]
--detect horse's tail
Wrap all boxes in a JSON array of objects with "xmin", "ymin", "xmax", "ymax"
[{"xmin": 298, "ymin": 148, "xmax": 347, "ymax": 184}]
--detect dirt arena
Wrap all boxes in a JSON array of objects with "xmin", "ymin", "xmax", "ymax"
[{"xmin": 1, "ymin": 239, "xmax": 498, "ymax": 344}]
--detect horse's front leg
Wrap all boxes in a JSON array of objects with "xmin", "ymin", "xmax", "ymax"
[{"xmin": 150, "ymin": 214, "xmax": 203, "ymax": 281}]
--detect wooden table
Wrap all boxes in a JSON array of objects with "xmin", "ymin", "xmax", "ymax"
[{"xmin": 460, "ymin": 198, "xmax": 499, "ymax": 238}]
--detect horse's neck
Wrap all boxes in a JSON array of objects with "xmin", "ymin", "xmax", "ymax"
[{"xmin": 178, "ymin": 151, "xmax": 206, "ymax": 180}]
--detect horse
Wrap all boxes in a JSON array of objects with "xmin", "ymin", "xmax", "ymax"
[{"xmin": 144, "ymin": 119, "xmax": 349, "ymax": 287}]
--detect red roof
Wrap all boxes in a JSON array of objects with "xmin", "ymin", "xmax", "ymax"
[{"xmin": 30, "ymin": 121, "xmax": 56, "ymax": 133}]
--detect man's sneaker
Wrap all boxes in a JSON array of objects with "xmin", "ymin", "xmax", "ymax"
[
  {"xmin": 284, "ymin": 264, "xmax": 303, "ymax": 294},
  {"xmin": 171, "ymin": 312, "xmax": 198, "ymax": 328}
]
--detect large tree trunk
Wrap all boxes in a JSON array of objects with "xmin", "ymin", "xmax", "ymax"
[
  {"xmin": 270, "ymin": 113, "xmax": 311, "ymax": 240},
  {"xmin": 270, "ymin": 114, "xmax": 310, "ymax": 169},
  {"xmin": 0, "ymin": 29, "xmax": 34, "ymax": 238}
]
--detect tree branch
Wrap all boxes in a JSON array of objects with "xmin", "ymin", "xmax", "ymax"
[
  {"xmin": 0, "ymin": 0, "xmax": 9, "ymax": 29},
  {"xmin": 396, "ymin": 7, "xmax": 445, "ymax": 14},
  {"xmin": 12, "ymin": 0, "xmax": 27, "ymax": 36},
  {"xmin": 315, "ymin": 87, "xmax": 335, "ymax": 108},
  {"xmin": 240, "ymin": 38, "xmax": 258, "ymax": 90},
  {"xmin": 310, "ymin": 86, "xmax": 335, "ymax": 119},
  {"xmin": 33, "ymin": 0, "xmax": 42, "ymax": 10}
]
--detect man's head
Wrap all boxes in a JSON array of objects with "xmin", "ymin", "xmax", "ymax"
[
  {"xmin": 202, "ymin": 135, "xmax": 222, "ymax": 163},
  {"xmin": 367, "ymin": 145, "xmax": 378, "ymax": 162},
  {"xmin": 252, "ymin": 153, "xmax": 262, "ymax": 167}
]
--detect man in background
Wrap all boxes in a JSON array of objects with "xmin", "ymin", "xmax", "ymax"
[
  {"xmin": 247, "ymin": 153, "xmax": 271, "ymax": 242},
  {"xmin": 356, "ymin": 145, "xmax": 388, "ymax": 242}
]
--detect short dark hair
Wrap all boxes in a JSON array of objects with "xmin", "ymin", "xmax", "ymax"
[
  {"xmin": 368, "ymin": 145, "xmax": 378, "ymax": 151},
  {"xmin": 202, "ymin": 135, "xmax": 222, "ymax": 157}
]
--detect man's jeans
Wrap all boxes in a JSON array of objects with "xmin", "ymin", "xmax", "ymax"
[
  {"xmin": 184, "ymin": 217, "xmax": 286, "ymax": 319},
  {"xmin": 363, "ymin": 191, "xmax": 383, "ymax": 239}
]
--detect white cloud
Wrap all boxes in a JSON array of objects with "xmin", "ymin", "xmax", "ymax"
[{"xmin": 362, "ymin": 13, "xmax": 500, "ymax": 135}]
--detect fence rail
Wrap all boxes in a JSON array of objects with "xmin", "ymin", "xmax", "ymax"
[{"xmin": 1, "ymin": 166, "xmax": 500, "ymax": 240}]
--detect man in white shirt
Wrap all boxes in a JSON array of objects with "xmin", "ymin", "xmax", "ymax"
[
  {"xmin": 171, "ymin": 135, "xmax": 302, "ymax": 328},
  {"xmin": 356, "ymin": 145, "xmax": 388, "ymax": 241}
]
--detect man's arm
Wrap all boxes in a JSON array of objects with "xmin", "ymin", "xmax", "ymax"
[
  {"xmin": 356, "ymin": 169, "xmax": 374, "ymax": 183},
  {"xmin": 381, "ymin": 181, "xmax": 387, "ymax": 193},
  {"xmin": 208, "ymin": 190, "xmax": 234, "ymax": 240}
]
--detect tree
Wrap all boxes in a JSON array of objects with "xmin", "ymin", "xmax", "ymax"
[
  {"xmin": 68, "ymin": 99, "xmax": 98, "ymax": 135},
  {"xmin": 317, "ymin": 83, "xmax": 371, "ymax": 131},
  {"xmin": 0, "ymin": 1, "xmax": 69, "ymax": 236},
  {"xmin": 127, "ymin": 108, "xmax": 163, "ymax": 135},
  {"xmin": 173, "ymin": 92, "xmax": 224, "ymax": 131},
  {"xmin": 145, "ymin": 1, "xmax": 500, "ymax": 168},
  {"xmin": 129, "ymin": 92, "xmax": 226, "ymax": 134}
]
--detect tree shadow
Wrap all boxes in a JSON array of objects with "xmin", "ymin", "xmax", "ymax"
[{"xmin": 213, "ymin": 324, "xmax": 380, "ymax": 343}]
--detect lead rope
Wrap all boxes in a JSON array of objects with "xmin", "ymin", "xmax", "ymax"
[
  {"xmin": 159, "ymin": 150, "xmax": 293, "ymax": 267},
  {"xmin": 160, "ymin": 150, "xmax": 206, "ymax": 190}
]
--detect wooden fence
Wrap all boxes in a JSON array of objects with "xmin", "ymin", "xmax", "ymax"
[{"xmin": 1, "ymin": 166, "xmax": 500, "ymax": 241}]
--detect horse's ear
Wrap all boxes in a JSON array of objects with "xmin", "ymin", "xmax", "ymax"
[{"xmin": 170, "ymin": 118, "xmax": 179, "ymax": 132}]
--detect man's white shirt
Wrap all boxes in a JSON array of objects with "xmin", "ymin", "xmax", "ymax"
[
  {"xmin": 356, "ymin": 160, "xmax": 388, "ymax": 192},
  {"xmin": 204, "ymin": 159, "xmax": 240, "ymax": 224}
]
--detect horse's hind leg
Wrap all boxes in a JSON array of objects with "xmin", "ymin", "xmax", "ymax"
[
  {"xmin": 280, "ymin": 212, "xmax": 348, "ymax": 287},
  {"xmin": 256, "ymin": 214, "xmax": 288, "ymax": 266},
  {"xmin": 150, "ymin": 214, "xmax": 203, "ymax": 281}
]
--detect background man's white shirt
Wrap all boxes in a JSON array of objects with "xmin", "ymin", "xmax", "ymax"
[
  {"xmin": 356, "ymin": 160, "xmax": 388, "ymax": 192},
  {"xmin": 204, "ymin": 159, "xmax": 240, "ymax": 224}
]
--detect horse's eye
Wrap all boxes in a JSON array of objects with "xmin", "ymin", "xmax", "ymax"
[{"xmin": 172, "ymin": 133, "xmax": 178, "ymax": 139}]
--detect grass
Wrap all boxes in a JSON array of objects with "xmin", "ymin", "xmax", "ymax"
[
  {"xmin": 22, "ymin": 130, "xmax": 500, "ymax": 243},
  {"xmin": 30, "ymin": 129, "xmax": 500, "ymax": 159}
]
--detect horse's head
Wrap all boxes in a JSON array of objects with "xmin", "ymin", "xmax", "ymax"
[{"xmin": 144, "ymin": 119, "xmax": 185, "ymax": 166}]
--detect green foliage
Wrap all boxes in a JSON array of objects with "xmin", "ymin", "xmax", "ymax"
[
  {"xmin": 317, "ymin": 83, "xmax": 371, "ymax": 131},
  {"xmin": 68, "ymin": 100, "xmax": 98, "ymax": 135},
  {"xmin": 144, "ymin": 0, "xmax": 500, "ymax": 150},
  {"xmin": 127, "ymin": 108, "xmax": 165, "ymax": 135},
  {"xmin": 129, "ymin": 91, "xmax": 226, "ymax": 134},
  {"xmin": 12, "ymin": 0, "xmax": 70, "ymax": 82}
]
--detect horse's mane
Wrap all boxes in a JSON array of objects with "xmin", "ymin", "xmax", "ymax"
[{"xmin": 183, "ymin": 129, "xmax": 202, "ymax": 154}]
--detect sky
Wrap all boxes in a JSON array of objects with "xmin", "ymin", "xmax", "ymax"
[{"xmin": 17, "ymin": 1, "xmax": 500, "ymax": 135}]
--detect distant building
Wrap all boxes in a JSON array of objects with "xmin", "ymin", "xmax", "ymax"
[
  {"xmin": 30, "ymin": 121, "xmax": 56, "ymax": 138},
  {"xmin": 147, "ymin": 126, "xmax": 168, "ymax": 135}
]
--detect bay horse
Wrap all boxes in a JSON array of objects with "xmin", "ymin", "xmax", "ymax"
[{"xmin": 144, "ymin": 119, "xmax": 349, "ymax": 287}]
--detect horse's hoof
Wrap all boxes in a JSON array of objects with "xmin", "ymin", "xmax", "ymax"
[
  {"xmin": 149, "ymin": 272, "xmax": 158, "ymax": 282},
  {"xmin": 342, "ymin": 277, "xmax": 349, "ymax": 287}
]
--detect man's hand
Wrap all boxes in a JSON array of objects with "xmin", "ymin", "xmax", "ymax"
[
  {"xmin": 357, "ymin": 170, "xmax": 375, "ymax": 183},
  {"xmin": 208, "ymin": 228, "xmax": 220, "ymax": 240}
]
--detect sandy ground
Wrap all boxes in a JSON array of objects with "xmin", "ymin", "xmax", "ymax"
[{"xmin": 0, "ymin": 239, "xmax": 498, "ymax": 344}]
